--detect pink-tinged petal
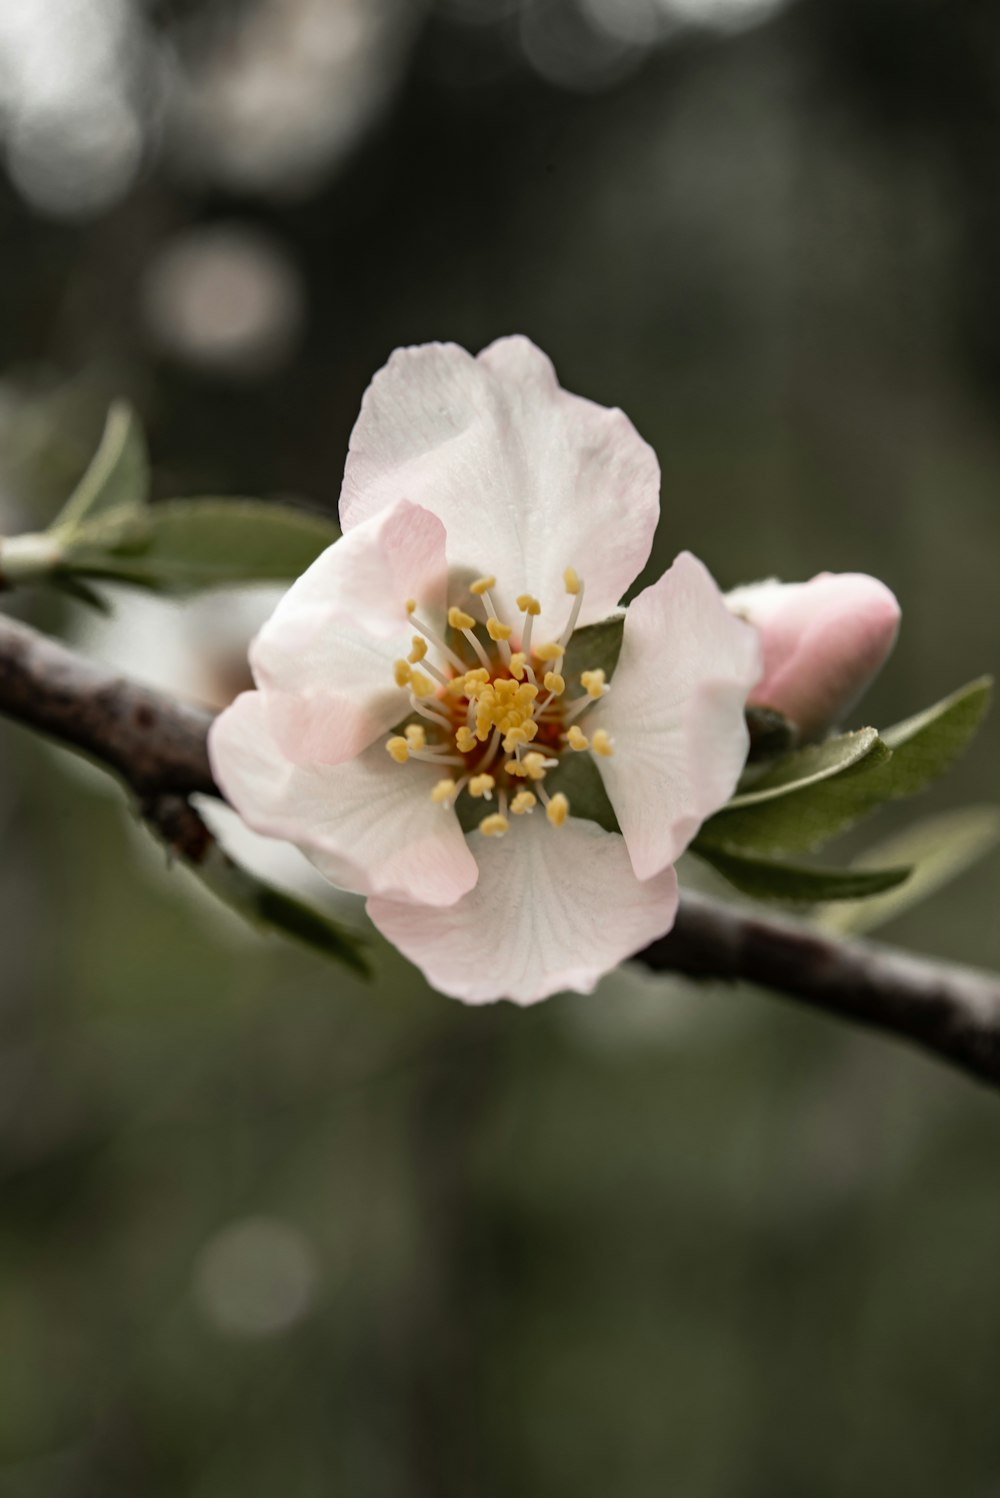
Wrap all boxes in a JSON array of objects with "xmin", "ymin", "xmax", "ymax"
[
  {"xmin": 368, "ymin": 815, "xmax": 678, "ymax": 1006},
  {"xmin": 589, "ymin": 551, "xmax": 762, "ymax": 881},
  {"xmin": 249, "ymin": 500, "xmax": 448, "ymax": 766},
  {"xmin": 340, "ymin": 337, "xmax": 660, "ymax": 641},
  {"xmin": 727, "ymin": 573, "xmax": 901, "ymax": 742},
  {"xmin": 209, "ymin": 692, "xmax": 478, "ymax": 906}
]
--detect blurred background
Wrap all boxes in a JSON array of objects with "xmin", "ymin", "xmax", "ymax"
[{"xmin": 2, "ymin": 0, "xmax": 1000, "ymax": 1494}]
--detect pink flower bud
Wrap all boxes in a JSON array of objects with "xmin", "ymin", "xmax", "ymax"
[{"xmin": 726, "ymin": 572, "xmax": 901, "ymax": 742}]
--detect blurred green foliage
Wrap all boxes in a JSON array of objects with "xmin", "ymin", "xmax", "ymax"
[{"xmin": 2, "ymin": 1, "xmax": 1000, "ymax": 1494}]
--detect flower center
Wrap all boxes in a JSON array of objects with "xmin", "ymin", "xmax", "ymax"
[{"xmin": 385, "ymin": 567, "xmax": 614, "ymax": 838}]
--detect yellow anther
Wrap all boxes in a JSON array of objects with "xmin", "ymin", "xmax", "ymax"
[
  {"xmin": 408, "ymin": 635, "xmax": 428, "ymax": 663},
  {"xmin": 546, "ymin": 792, "xmax": 569, "ymax": 827},
  {"xmin": 511, "ymin": 791, "xmax": 537, "ymax": 815},
  {"xmin": 503, "ymin": 726, "xmax": 529, "ymax": 752},
  {"xmin": 409, "ymin": 670, "xmax": 436, "ymax": 700},
  {"xmin": 505, "ymin": 759, "xmax": 528, "ymax": 778},
  {"xmin": 448, "ymin": 606, "xmax": 476, "ymax": 631},
  {"xmin": 580, "ymin": 669, "xmax": 607, "ymax": 699},
  {"xmin": 404, "ymin": 723, "xmax": 426, "ymax": 750},
  {"xmin": 431, "ymin": 778, "xmax": 457, "ymax": 805},
  {"xmin": 455, "ymin": 726, "xmax": 476, "ymax": 753},
  {"xmin": 405, "ymin": 598, "xmax": 417, "ymax": 614},
  {"xmin": 534, "ymin": 641, "xmax": 564, "ymax": 662},
  {"xmin": 386, "ymin": 736, "xmax": 409, "ymax": 764},
  {"xmin": 516, "ymin": 594, "xmax": 541, "ymax": 616},
  {"xmin": 566, "ymin": 725, "xmax": 590, "ymax": 751},
  {"xmin": 480, "ymin": 814, "xmax": 510, "ymax": 838},
  {"xmin": 564, "ymin": 567, "xmax": 581, "ymax": 596},
  {"xmin": 522, "ymin": 752, "xmax": 550, "ymax": 781},
  {"xmin": 522, "ymin": 719, "xmax": 539, "ymax": 741},
  {"xmin": 469, "ymin": 773, "xmax": 496, "ymax": 799},
  {"xmin": 543, "ymin": 672, "xmax": 566, "ymax": 696},
  {"xmin": 470, "ymin": 575, "xmax": 496, "ymax": 596},
  {"xmin": 591, "ymin": 728, "xmax": 615, "ymax": 757},
  {"xmin": 508, "ymin": 651, "xmax": 527, "ymax": 681},
  {"xmin": 487, "ymin": 616, "xmax": 513, "ymax": 642},
  {"xmin": 394, "ymin": 659, "xmax": 412, "ymax": 688}
]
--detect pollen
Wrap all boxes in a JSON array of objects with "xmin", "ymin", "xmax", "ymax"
[
  {"xmin": 564, "ymin": 567, "xmax": 581, "ymax": 596},
  {"xmin": 546, "ymin": 792, "xmax": 569, "ymax": 827},
  {"xmin": 469, "ymin": 773, "xmax": 496, "ymax": 799},
  {"xmin": 487, "ymin": 617, "xmax": 513, "ymax": 642},
  {"xmin": 580, "ymin": 669, "xmax": 607, "ymax": 699},
  {"xmin": 448, "ymin": 606, "xmax": 476, "ymax": 631},
  {"xmin": 455, "ymin": 726, "xmax": 476, "ymax": 753},
  {"xmin": 470, "ymin": 575, "xmax": 496, "ymax": 596},
  {"xmin": 566, "ymin": 725, "xmax": 589, "ymax": 751},
  {"xmin": 509, "ymin": 652, "xmax": 527, "ymax": 681},
  {"xmin": 534, "ymin": 641, "xmax": 564, "ymax": 662},
  {"xmin": 522, "ymin": 752, "xmax": 551, "ymax": 781},
  {"xmin": 431, "ymin": 778, "xmax": 457, "ymax": 805},
  {"xmin": 394, "ymin": 659, "xmax": 412, "ymax": 688},
  {"xmin": 510, "ymin": 791, "xmax": 537, "ymax": 815},
  {"xmin": 404, "ymin": 723, "xmax": 426, "ymax": 751},
  {"xmin": 516, "ymin": 594, "xmax": 541, "ymax": 616},
  {"xmin": 408, "ymin": 635, "xmax": 428, "ymax": 663},
  {"xmin": 386, "ymin": 736, "xmax": 409, "ymax": 764},
  {"xmin": 480, "ymin": 813, "xmax": 509, "ymax": 838},
  {"xmin": 591, "ymin": 729, "xmax": 615, "ymax": 757},
  {"xmin": 543, "ymin": 672, "xmax": 565, "ymax": 696},
  {"xmin": 409, "ymin": 670, "xmax": 436, "ymax": 699}
]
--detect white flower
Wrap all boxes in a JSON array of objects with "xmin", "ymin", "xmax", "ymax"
[{"xmin": 209, "ymin": 337, "xmax": 761, "ymax": 1003}]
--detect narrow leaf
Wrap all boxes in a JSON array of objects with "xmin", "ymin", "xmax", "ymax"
[
  {"xmin": 695, "ymin": 844, "xmax": 912, "ymax": 903},
  {"xmin": 699, "ymin": 678, "xmax": 992, "ymax": 856},
  {"xmin": 53, "ymin": 402, "xmax": 150, "ymax": 532},
  {"xmin": 816, "ymin": 805, "xmax": 1000, "ymax": 936},
  {"xmin": 730, "ymin": 727, "xmax": 885, "ymax": 808},
  {"xmin": 62, "ymin": 498, "xmax": 341, "ymax": 593},
  {"xmin": 195, "ymin": 846, "xmax": 372, "ymax": 977}
]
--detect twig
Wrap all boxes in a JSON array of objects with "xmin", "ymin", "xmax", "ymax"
[{"xmin": 2, "ymin": 611, "xmax": 999, "ymax": 1089}]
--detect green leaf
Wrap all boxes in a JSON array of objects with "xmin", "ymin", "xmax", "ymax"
[
  {"xmin": 694, "ymin": 844, "xmax": 912, "ymax": 903},
  {"xmin": 61, "ymin": 498, "xmax": 341, "ymax": 593},
  {"xmin": 816, "ymin": 805, "xmax": 1000, "ymax": 937},
  {"xmin": 53, "ymin": 402, "xmax": 150, "ymax": 533},
  {"xmin": 730, "ymin": 727, "xmax": 886, "ymax": 808},
  {"xmin": 698, "ymin": 678, "xmax": 992, "ymax": 856},
  {"xmin": 561, "ymin": 611, "xmax": 625, "ymax": 689},
  {"xmin": 195, "ymin": 846, "xmax": 371, "ymax": 977}
]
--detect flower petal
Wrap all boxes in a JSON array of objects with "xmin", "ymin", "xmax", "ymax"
[
  {"xmin": 726, "ymin": 572, "xmax": 901, "ymax": 742},
  {"xmin": 367, "ymin": 815, "xmax": 679, "ymax": 1005},
  {"xmin": 250, "ymin": 499, "xmax": 448, "ymax": 766},
  {"xmin": 209, "ymin": 692, "xmax": 478, "ymax": 906},
  {"xmin": 340, "ymin": 336, "xmax": 660, "ymax": 641},
  {"xmin": 589, "ymin": 551, "xmax": 762, "ymax": 881}
]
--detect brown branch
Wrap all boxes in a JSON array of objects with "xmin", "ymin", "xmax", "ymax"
[{"xmin": 2, "ymin": 611, "xmax": 1000, "ymax": 1089}]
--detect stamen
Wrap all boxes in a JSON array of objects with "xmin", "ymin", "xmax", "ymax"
[
  {"xmin": 431, "ymin": 778, "xmax": 457, "ymax": 805},
  {"xmin": 408, "ymin": 670, "xmax": 437, "ymax": 700},
  {"xmin": 591, "ymin": 729, "xmax": 615, "ymax": 757},
  {"xmin": 534, "ymin": 641, "xmax": 564, "ymax": 663},
  {"xmin": 409, "ymin": 611, "xmax": 468, "ymax": 674},
  {"xmin": 509, "ymin": 652, "xmax": 527, "ymax": 681},
  {"xmin": 543, "ymin": 671, "xmax": 566, "ymax": 696},
  {"xmin": 386, "ymin": 736, "xmax": 409, "ymax": 764},
  {"xmin": 510, "ymin": 790, "xmax": 537, "ymax": 815},
  {"xmin": 448, "ymin": 605, "xmax": 492, "ymax": 671},
  {"xmin": 455, "ymin": 726, "xmax": 476, "ymax": 753},
  {"xmin": 487, "ymin": 617, "xmax": 513, "ymax": 642},
  {"xmin": 470, "ymin": 576, "xmax": 496, "ymax": 596},
  {"xmin": 410, "ymin": 698, "xmax": 452, "ymax": 729},
  {"xmin": 394, "ymin": 659, "xmax": 412, "ymax": 688},
  {"xmin": 580, "ymin": 669, "xmax": 607, "ymax": 699},
  {"xmin": 480, "ymin": 812, "xmax": 509, "ymax": 838},
  {"xmin": 566, "ymin": 725, "xmax": 589, "ymax": 751},
  {"xmin": 469, "ymin": 773, "xmax": 496, "ymax": 800},
  {"xmin": 404, "ymin": 724, "xmax": 426, "ymax": 751},
  {"xmin": 546, "ymin": 791, "xmax": 569, "ymax": 827},
  {"xmin": 559, "ymin": 572, "xmax": 585, "ymax": 645},
  {"xmin": 517, "ymin": 593, "xmax": 540, "ymax": 656},
  {"xmin": 408, "ymin": 636, "xmax": 428, "ymax": 664}
]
